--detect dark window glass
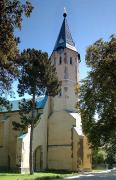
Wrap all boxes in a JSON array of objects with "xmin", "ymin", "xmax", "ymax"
[
  {"xmin": 70, "ymin": 57, "xmax": 73, "ymax": 64},
  {"xmin": 59, "ymin": 56, "xmax": 62, "ymax": 64}
]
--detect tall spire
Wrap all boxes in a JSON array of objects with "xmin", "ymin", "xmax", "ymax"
[{"xmin": 53, "ymin": 9, "xmax": 77, "ymax": 52}]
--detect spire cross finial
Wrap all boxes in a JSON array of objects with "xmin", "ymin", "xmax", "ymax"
[
  {"xmin": 63, "ymin": 7, "xmax": 67, "ymax": 18},
  {"xmin": 64, "ymin": 7, "xmax": 67, "ymax": 14}
]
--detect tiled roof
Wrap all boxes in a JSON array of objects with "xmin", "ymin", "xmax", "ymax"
[
  {"xmin": 0, "ymin": 95, "xmax": 48, "ymax": 113},
  {"xmin": 53, "ymin": 13, "xmax": 77, "ymax": 52}
]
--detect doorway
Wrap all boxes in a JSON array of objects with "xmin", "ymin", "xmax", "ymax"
[{"xmin": 34, "ymin": 146, "xmax": 43, "ymax": 171}]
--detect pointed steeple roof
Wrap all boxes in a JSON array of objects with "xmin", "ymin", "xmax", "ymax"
[{"xmin": 53, "ymin": 10, "xmax": 77, "ymax": 52}]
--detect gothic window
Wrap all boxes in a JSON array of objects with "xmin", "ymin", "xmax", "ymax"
[
  {"xmin": 59, "ymin": 92, "xmax": 62, "ymax": 97},
  {"xmin": 64, "ymin": 67, "xmax": 68, "ymax": 79},
  {"xmin": 59, "ymin": 56, "xmax": 62, "ymax": 65},
  {"xmin": 54, "ymin": 59, "xmax": 56, "ymax": 65},
  {"xmin": 70, "ymin": 57, "xmax": 73, "ymax": 64},
  {"xmin": 64, "ymin": 87, "xmax": 68, "ymax": 92},
  {"xmin": 78, "ymin": 53, "xmax": 81, "ymax": 62}
]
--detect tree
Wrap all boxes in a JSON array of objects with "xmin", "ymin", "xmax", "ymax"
[
  {"xmin": 0, "ymin": 0, "xmax": 33, "ymax": 108},
  {"xmin": 12, "ymin": 49, "xmax": 60, "ymax": 174},
  {"xmin": 77, "ymin": 36, "xmax": 116, "ymax": 151},
  {"xmin": 92, "ymin": 148, "xmax": 106, "ymax": 165},
  {"xmin": 105, "ymin": 137, "xmax": 116, "ymax": 168}
]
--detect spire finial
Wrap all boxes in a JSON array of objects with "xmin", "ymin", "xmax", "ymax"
[{"xmin": 63, "ymin": 7, "xmax": 67, "ymax": 18}]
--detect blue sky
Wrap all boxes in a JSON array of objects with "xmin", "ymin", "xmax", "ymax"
[
  {"xmin": 16, "ymin": 0, "xmax": 116, "ymax": 79},
  {"xmin": 11, "ymin": 0, "xmax": 116, "ymax": 100}
]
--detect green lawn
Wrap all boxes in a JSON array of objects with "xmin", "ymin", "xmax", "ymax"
[{"xmin": 0, "ymin": 172, "xmax": 77, "ymax": 180}]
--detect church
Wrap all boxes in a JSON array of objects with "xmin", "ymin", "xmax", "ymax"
[{"xmin": 0, "ymin": 11, "xmax": 91, "ymax": 173}]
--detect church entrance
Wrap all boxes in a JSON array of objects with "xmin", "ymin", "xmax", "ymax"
[{"xmin": 34, "ymin": 146, "xmax": 43, "ymax": 171}]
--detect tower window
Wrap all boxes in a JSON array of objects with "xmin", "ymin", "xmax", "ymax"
[
  {"xmin": 64, "ymin": 87, "xmax": 68, "ymax": 92},
  {"xmin": 59, "ymin": 91, "xmax": 62, "ymax": 97},
  {"xmin": 78, "ymin": 53, "xmax": 81, "ymax": 62},
  {"xmin": 59, "ymin": 56, "xmax": 62, "ymax": 65},
  {"xmin": 64, "ymin": 67, "xmax": 68, "ymax": 79},
  {"xmin": 70, "ymin": 57, "xmax": 73, "ymax": 64},
  {"xmin": 54, "ymin": 59, "xmax": 56, "ymax": 65}
]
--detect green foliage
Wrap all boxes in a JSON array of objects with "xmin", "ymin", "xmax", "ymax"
[
  {"xmin": 92, "ymin": 148, "xmax": 106, "ymax": 164},
  {"xmin": 12, "ymin": 49, "xmax": 60, "ymax": 174},
  {"xmin": 12, "ymin": 99, "xmax": 41, "ymax": 132},
  {"xmin": 0, "ymin": 0, "xmax": 33, "ymax": 108},
  {"xmin": 78, "ymin": 36, "xmax": 116, "ymax": 151},
  {"xmin": 17, "ymin": 49, "xmax": 60, "ymax": 97},
  {"xmin": 105, "ymin": 137, "xmax": 116, "ymax": 166},
  {"xmin": 0, "ymin": 172, "xmax": 74, "ymax": 180}
]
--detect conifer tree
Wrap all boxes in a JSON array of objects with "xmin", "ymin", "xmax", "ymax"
[
  {"xmin": 13, "ymin": 49, "xmax": 60, "ymax": 174},
  {"xmin": 0, "ymin": 0, "xmax": 33, "ymax": 108}
]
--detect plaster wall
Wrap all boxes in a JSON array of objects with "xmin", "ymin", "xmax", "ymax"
[
  {"xmin": 48, "ymin": 146, "xmax": 72, "ymax": 170},
  {"xmin": 72, "ymin": 129, "xmax": 80, "ymax": 171},
  {"xmin": 0, "ymin": 112, "xmax": 20, "ymax": 170},
  {"xmin": 48, "ymin": 111, "xmax": 76, "ymax": 170},
  {"xmin": 51, "ymin": 49, "xmax": 79, "ymax": 112}
]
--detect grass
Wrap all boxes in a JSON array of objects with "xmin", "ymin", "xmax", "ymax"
[{"xmin": 0, "ymin": 171, "xmax": 78, "ymax": 180}]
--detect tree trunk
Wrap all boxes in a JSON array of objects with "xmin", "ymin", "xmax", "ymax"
[{"xmin": 29, "ymin": 93, "xmax": 35, "ymax": 175}]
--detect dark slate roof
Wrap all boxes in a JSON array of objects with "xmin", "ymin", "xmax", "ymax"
[
  {"xmin": 53, "ymin": 13, "xmax": 77, "ymax": 52},
  {"xmin": 0, "ymin": 95, "xmax": 48, "ymax": 113}
]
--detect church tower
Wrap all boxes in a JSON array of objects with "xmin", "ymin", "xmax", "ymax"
[
  {"xmin": 47, "ymin": 10, "xmax": 91, "ymax": 171},
  {"xmin": 50, "ymin": 10, "xmax": 80, "ymax": 112}
]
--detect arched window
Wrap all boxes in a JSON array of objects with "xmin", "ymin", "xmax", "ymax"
[
  {"xmin": 59, "ymin": 56, "xmax": 62, "ymax": 65},
  {"xmin": 70, "ymin": 57, "xmax": 73, "ymax": 64},
  {"xmin": 64, "ymin": 87, "xmax": 68, "ymax": 92}
]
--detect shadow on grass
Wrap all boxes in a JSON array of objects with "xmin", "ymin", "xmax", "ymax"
[
  {"xmin": 34, "ymin": 176, "xmax": 62, "ymax": 180},
  {"xmin": 0, "ymin": 173, "xmax": 18, "ymax": 176}
]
